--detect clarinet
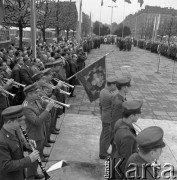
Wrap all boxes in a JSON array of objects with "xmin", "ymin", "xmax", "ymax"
[{"xmin": 20, "ymin": 126, "xmax": 51, "ymax": 180}]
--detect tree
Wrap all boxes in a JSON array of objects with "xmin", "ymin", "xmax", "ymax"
[
  {"xmin": 36, "ymin": 0, "xmax": 55, "ymax": 42},
  {"xmin": 111, "ymin": 22, "xmax": 118, "ymax": 34},
  {"xmin": 3, "ymin": 0, "xmax": 31, "ymax": 49},
  {"xmin": 53, "ymin": 1, "xmax": 78, "ymax": 40},
  {"xmin": 114, "ymin": 23, "xmax": 131, "ymax": 37},
  {"xmin": 82, "ymin": 12, "xmax": 91, "ymax": 37},
  {"xmin": 93, "ymin": 21, "xmax": 110, "ymax": 36}
]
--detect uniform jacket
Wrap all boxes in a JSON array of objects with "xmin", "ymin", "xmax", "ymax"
[
  {"xmin": 11, "ymin": 64, "xmax": 21, "ymax": 83},
  {"xmin": 125, "ymin": 153, "xmax": 155, "ymax": 180},
  {"xmin": 113, "ymin": 119, "xmax": 137, "ymax": 179},
  {"xmin": 23, "ymin": 100, "xmax": 51, "ymax": 141},
  {"xmin": 20, "ymin": 64, "xmax": 33, "ymax": 85},
  {"xmin": 111, "ymin": 94, "xmax": 126, "ymax": 123},
  {"xmin": 99, "ymin": 87, "xmax": 115, "ymax": 123},
  {"xmin": 0, "ymin": 128, "xmax": 31, "ymax": 180}
]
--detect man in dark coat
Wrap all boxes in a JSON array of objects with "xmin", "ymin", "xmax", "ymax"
[
  {"xmin": 99, "ymin": 76, "xmax": 117, "ymax": 159},
  {"xmin": 112, "ymin": 100, "xmax": 143, "ymax": 180},
  {"xmin": 0, "ymin": 105, "xmax": 39, "ymax": 180},
  {"xmin": 67, "ymin": 54, "xmax": 78, "ymax": 97},
  {"xmin": 125, "ymin": 126, "xmax": 165, "ymax": 180},
  {"xmin": 11, "ymin": 57, "xmax": 24, "ymax": 105},
  {"xmin": 20, "ymin": 57, "xmax": 33, "ymax": 85}
]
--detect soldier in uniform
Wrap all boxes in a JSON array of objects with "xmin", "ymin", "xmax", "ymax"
[
  {"xmin": 125, "ymin": 126, "xmax": 165, "ymax": 180},
  {"xmin": 0, "ymin": 105, "xmax": 40, "ymax": 180},
  {"xmin": 112, "ymin": 100, "xmax": 143, "ymax": 180},
  {"xmin": 111, "ymin": 77, "xmax": 131, "ymax": 144},
  {"xmin": 23, "ymin": 83, "xmax": 54, "ymax": 180},
  {"xmin": 99, "ymin": 76, "xmax": 117, "ymax": 159}
]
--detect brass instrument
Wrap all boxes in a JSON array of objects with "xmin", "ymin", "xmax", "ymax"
[
  {"xmin": 53, "ymin": 78, "xmax": 74, "ymax": 89},
  {"xmin": 49, "ymin": 82, "xmax": 71, "ymax": 96},
  {"xmin": 41, "ymin": 96, "xmax": 70, "ymax": 108},
  {"xmin": 0, "ymin": 86, "xmax": 15, "ymax": 97},
  {"xmin": 3, "ymin": 78, "xmax": 26, "ymax": 87}
]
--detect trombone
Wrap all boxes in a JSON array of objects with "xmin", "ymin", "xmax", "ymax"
[
  {"xmin": 3, "ymin": 78, "xmax": 26, "ymax": 88},
  {"xmin": 0, "ymin": 86, "xmax": 15, "ymax": 97},
  {"xmin": 53, "ymin": 78, "xmax": 74, "ymax": 89},
  {"xmin": 49, "ymin": 83, "xmax": 71, "ymax": 96},
  {"xmin": 41, "ymin": 96, "xmax": 70, "ymax": 108}
]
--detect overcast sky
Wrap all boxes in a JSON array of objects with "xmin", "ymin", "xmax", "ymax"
[{"xmin": 77, "ymin": 0, "xmax": 177, "ymax": 24}]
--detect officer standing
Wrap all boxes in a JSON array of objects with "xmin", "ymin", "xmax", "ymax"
[
  {"xmin": 0, "ymin": 105, "xmax": 39, "ymax": 180},
  {"xmin": 111, "ymin": 77, "xmax": 131, "ymax": 140},
  {"xmin": 99, "ymin": 76, "xmax": 117, "ymax": 159},
  {"xmin": 23, "ymin": 83, "xmax": 54, "ymax": 180},
  {"xmin": 125, "ymin": 126, "xmax": 165, "ymax": 180},
  {"xmin": 113, "ymin": 100, "xmax": 143, "ymax": 180}
]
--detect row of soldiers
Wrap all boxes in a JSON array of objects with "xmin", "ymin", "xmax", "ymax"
[
  {"xmin": 0, "ymin": 39, "xmax": 92, "ymax": 180},
  {"xmin": 99, "ymin": 76, "xmax": 165, "ymax": 180},
  {"xmin": 0, "ymin": 67, "xmax": 69, "ymax": 180},
  {"xmin": 117, "ymin": 38, "xmax": 132, "ymax": 51}
]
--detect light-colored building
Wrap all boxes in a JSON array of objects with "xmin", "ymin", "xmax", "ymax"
[{"xmin": 123, "ymin": 6, "xmax": 177, "ymax": 39}]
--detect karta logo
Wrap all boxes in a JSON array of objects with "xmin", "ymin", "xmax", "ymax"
[{"xmin": 104, "ymin": 157, "xmax": 177, "ymax": 179}]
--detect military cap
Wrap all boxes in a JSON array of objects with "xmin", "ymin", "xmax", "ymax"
[
  {"xmin": 106, "ymin": 76, "xmax": 117, "ymax": 84},
  {"xmin": 42, "ymin": 68, "xmax": 52, "ymax": 76},
  {"xmin": 23, "ymin": 83, "xmax": 38, "ymax": 94},
  {"xmin": 2, "ymin": 105, "xmax": 23, "ymax": 119},
  {"xmin": 136, "ymin": 126, "xmax": 165, "ymax": 150},
  {"xmin": 32, "ymin": 72, "xmax": 44, "ymax": 82},
  {"xmin": 116, "ymin": 77, "xmax": 131, "ymax": 88},
  {"xmin": 122, "ymin": 100, "xmax": 143, "ymax": 114}
]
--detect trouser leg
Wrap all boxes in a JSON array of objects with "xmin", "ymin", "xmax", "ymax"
[{"xmin": 99, "ymin": 122, "xmax": 111, "ymax": 157}]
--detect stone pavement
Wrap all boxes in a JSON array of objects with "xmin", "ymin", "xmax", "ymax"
[{"xmin": 43, "ymin": 45, "xmax": 177, "ymax": 180}]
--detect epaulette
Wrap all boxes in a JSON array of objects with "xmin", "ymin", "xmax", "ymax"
[{"xmin": 23, "ymin": 101, "xmax": 28, "ymax": 107}]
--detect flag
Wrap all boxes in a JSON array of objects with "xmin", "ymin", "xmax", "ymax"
[
  {"xmin": 138, "ymin": 0, "xmax": 144, "ymax": 7},
  {"xmin": 124, "ymin": 0, "xmax": 131, "ymax": 4},
  {"xmin": 0, "ymin": 0, "xmax": 4, "ymax": 24},
  {"xmin": 101, "ymin": 0, "xmax": 103, "ymax": 6},
  {"xmin": 152, "ymin": 17, "xmax": 156, "ymax": 40},
  {"xmin": 112, "ymin": 0, "xmax": 117, "ymax": 2},
  {"xmin": 76, "ymin": 56, "xmax": 106, "ymax": 102}
]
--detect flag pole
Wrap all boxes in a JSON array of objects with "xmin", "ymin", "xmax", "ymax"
[
  {"xmin": 99, "ymin": 1, "xmax": 102, "ymax": 36},
  {"xmin": 134, "ymin": 0, "xmax": 139, "ymax": 39},
  {"xmin": 30, "ymin": 0, "xmax": 37, "ymax": 58},
  {"xmin": 122, "ymin": 0, "xmax": 125, "ymax": 38},
  {"xmin": 67, "ymin": 50, "xmax": 114, "ymax": 81}
]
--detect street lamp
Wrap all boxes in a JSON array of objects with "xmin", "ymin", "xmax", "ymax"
[{"xmin": 108, "ymin": 6, "xmax": 118, "ymax": 35}]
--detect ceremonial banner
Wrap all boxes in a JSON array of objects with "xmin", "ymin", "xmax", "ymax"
[
  {"xmin": 0, "ymin": 0, "xmax": 4, "ymax": 24},
  {"xmin": 76, "ymin": 56, "xmax": 106, "ymax": 102}
]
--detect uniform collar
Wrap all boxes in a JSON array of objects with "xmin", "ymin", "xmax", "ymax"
[{"xmin": 1, "ymin": 127, "xmax": 18, "ymax": 141}]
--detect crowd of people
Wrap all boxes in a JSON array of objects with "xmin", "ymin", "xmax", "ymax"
[
  {"xmin": 116, "ymin": 37, "xmax": 132, "ymax": 51},
  {"xmin": 99, "ymin": 76, "xmax": 165, "ymax": 180},
  {"xmin": 0, "ymin": 37, "xmax": 98, "ymax": 180}
]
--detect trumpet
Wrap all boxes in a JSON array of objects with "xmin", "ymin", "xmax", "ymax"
[
  {"xmin": 41, "ymin": 96, "xmax": 70, "ymax": 108},
  {"xmin": 49, "ymin": 83, "xmax": 71, "ymax": 96},
  {"xmin": 3, "ymin": 78, "xmax": 26, "ymax": 87},
  {"xmin": 53, "ymin": 78, "xmax": 74, "ymax": 89},
  {"xmin": 0, "ymin": 86, "xmax": 15, "ymax": 97}
]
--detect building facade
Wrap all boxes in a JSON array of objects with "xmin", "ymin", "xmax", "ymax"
[{"xmin": 123, "ymin": 6, "xmax": 177, "ymax": 40}]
